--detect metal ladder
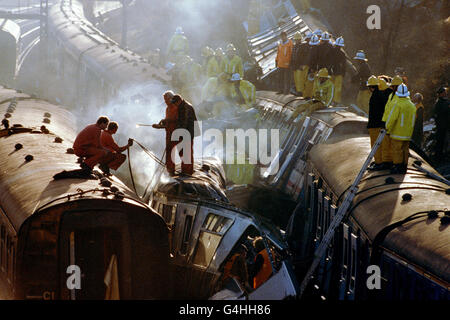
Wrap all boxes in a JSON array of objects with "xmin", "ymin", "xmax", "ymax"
[{"xmin": 298, "ymin": 129, "xmax": 387, "ymax": 298}]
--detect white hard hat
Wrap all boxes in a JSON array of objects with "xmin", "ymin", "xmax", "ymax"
[
  {"xmin": 313, "ymin": 29, "xmax": 322, "ymax": 36},
  {"xmin": 335, "ymin": 36, "xmax": 344, "ymax": 47},
  {"xmin": 175, "ymin": 26, "xmax": 184, "ymax": 34},
  {"xmin": 230, "ymin": 73, "xmax": 241, "ymax": 81},
  {"xmin": 304, "ymin": 30, "xmax": 313, "ymax": 39},
  {"xmin": 309, "ymin": 34, "xmax": 320, "ymax": 46},
  {"xmin": 354, "ymin": 50, "xmax": 367, "ymax": 61},
  {"xmin": 396, "ymin": 84, "xmax": 410, "ymax": 97},
  {"xmin": 165, "ymin": 62, "xmax": 175, "ymax": 71},
  {"xmin": 321, "ymin": 32, "xmax": 331, "ymax": 42}
]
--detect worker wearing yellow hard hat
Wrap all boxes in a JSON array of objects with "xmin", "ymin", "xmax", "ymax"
[
  {"xmin": 202, "ymin": 46, "xmax": 220, "ymax": 78},
  {"xmin": 221, "ymin": 43, "xmax": 244, "ymax": 79},
  {"xmin": 290, "ymin": 68, "xmax": 334, "ymax": 121}
]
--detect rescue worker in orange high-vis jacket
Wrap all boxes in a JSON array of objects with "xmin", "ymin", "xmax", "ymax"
[
  {"xmin": 252, "ymin": 237, "xmax": 273, "ymax": 289},
  {"xmin": 73, "ymin": 116, "xmax": 110, "ymax": 174},
  {"xmin": 384, "ymin": 84, "xmax": 416, "ymax": 174},
  {"xmin": 221, "ymin": 244, "xmax": 251, "ymax": 291},
  {"xmin": 276, "ymin": 31, "xmax": 293, "ymax": 95},
  {"xmin": 99, "ymin": 121, "xmax": 133, "ymax": 175}
]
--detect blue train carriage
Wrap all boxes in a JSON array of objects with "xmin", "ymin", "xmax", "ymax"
[
  {"xmin": 47, "ymin": 0, "xmax": 170, "ymax": 113},
  {"xmin": 256, "ymin": 90, "xmax": 368, "ymax": 200},
  {"xmin": 0, "ymin": 86, "xmax": 169, "ymax": 299},
  {"xmin": 149, "ymin": 158, "xmax": 299, "ymax": 299},
  {"xmin": 292, "ymin": 133, "xmax": 450, "ymax": 300},
  {"xmin": 0, "ymin": 19, "xmax": 20, "ymax": 86}
]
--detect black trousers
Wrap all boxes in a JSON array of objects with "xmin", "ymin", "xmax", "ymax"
[{"xmin": 278, "ymin": 67, "xmax": 291, "ymax": 94}]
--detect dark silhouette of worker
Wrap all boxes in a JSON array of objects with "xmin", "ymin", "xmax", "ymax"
[
  {"xmin": 251, "ymin": 237, "xmax": 273, "ymax": 289},
  {"xmin": 221, "ymin": 244, "xmax": 251, "ymax": 291},
  {"xmin": 73, "ymin": 116, "xmax": 111, "ymax": 174},
  {"xmin": 411, "ymin": 93, "xmax": 425, "ymax": 148},
  {"xmin": 433, "ymin": 87, "xmax": 449, "ymax": 161},
  {"xmin": 99, "ymin": 121, "xmax": 133, "ymax": 175}
]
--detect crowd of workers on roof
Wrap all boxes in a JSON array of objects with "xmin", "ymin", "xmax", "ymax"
[{"xmin": 72, "ymin": 25, "xmax": 448, "ymax": 179}]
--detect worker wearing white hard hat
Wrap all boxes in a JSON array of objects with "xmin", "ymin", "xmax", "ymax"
[
  {"xmin": 385, "ymin": 83, "xmax": 416, "ymax": 174},
  {"xmin": 329, "ymin": 36, "xmax": 346, "ymax": 103},
  {"xmin": 352, "ymin": 50, "xmax": 372, "ymax": 113},
  {"xmin": 167, "ymin": 26, "xmax": 189, "ymax": 64},
  {"xmin": 229, "ymin": 73, "xmax": 256, "ymax": 109}
]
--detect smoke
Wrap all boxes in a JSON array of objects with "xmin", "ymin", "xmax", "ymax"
[{"xmin": 72, "ymin": 80, "xmax": 171, "ymax": 193}]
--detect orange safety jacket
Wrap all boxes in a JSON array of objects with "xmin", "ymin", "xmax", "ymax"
[
  {"xmin": 253, "ymin": 249, "xmax": 273, "ymax": 289},
  {"xmin": 222, "ymin": 253, "xmax": 240, "ymax": 282},
  {"xmin": 276, "ymin": 39, "xmax": 293, "ymax": 69}
]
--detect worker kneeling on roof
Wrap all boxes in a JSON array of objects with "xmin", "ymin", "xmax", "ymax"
[
  {"xmin": 100, "ymin": 121, "xmax": 133, "ymax": 175},
  {"xmin": 289, "ymin": 67, "xmax": 334, "ymax": 121},
  {"xmin": 229, "ymin": 73, "xmax": 256, "ymax": 110},
  {"xmin": 73, "ymin": 116, "xmax": 131, "ymax": 175}
]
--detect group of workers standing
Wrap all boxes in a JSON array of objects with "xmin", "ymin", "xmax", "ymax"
[
  {"xmin": 166, "ymin": 26, "xmax": 257, "ymax": 117},
  {"xmin": 367, "ymin": 76, "xmax": 448, "ymax": 173},
  {"xmin": 275, "ymin": 29, "xmax": 347, "ymax": 108}
]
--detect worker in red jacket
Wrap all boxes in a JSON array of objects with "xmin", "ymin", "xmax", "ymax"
[
  {"xmin": 73, "ymin": 116, "xmax": 110, "ymax": 173},
  {"xmin": 154, "ymin": 91, "xmax": 179, "ymax": 175},
  {"xmin": 100, "ymin": 121, "xmax": 133, "ymax": 175}
]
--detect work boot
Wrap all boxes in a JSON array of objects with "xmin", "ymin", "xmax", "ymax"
[
  {"xmin": 99, "ymin": 163, "xmax": 111, "ymax": 176},
  {"xmin": 80, "ymin": 162, "xmax": 92, "ymax": 173},
  {"xmin": 390, "ymin": 164, "xmax": 403, "ymax": 174},
  {"xmin": 368, "ymin": 163, "xmax": 385, "ymax": 171}
]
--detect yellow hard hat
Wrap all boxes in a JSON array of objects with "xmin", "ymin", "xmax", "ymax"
[
  {"xmin": 316, "ymin": 68, "xmax": 330, "ymax": 78},
  {"xmin": 226, "ymin": 43, "xmax": 236, "ymax": 52},
  {"xmin": 367, "ymin": 75, "xmax": 379, "ymax": 86},
  {"xmin": 391, "ymin": 75, "xmax": 403, "ymax": 86},
  {"xmin": 202, "ymin": 46, "xmax": 212, "ymax": 57},
  {"xmin": 293, "ymin": 31, "xmax": 302, "ymax": 40},
  {"xmin": 378, "ymin": 77, "xmax": 389, "ymax": 91}
]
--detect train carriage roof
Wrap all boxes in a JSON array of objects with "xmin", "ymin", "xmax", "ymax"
[
  {"xmin": 309, "ymin": 136, "xmax": 450, "ymax": 283},
  {"xmin": 48, "ymin": 0, "xmax": 170, "ymax": 89},
  {"xmin": 0, "ymin": 87, "xmax": 149, "ymax": 232},
  {"xmin": 0, "ymin": 19, "xmax": 21, "ymax": 43}
]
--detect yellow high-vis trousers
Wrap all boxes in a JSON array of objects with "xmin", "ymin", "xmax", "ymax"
[
  {"xmin": 357, "ymin": 89, "xmax": 371, "ymax": 114},
  {"xmin": 391, "ymin": 139, "xmax": 410, "ymax": 165},
  {"xmin": 367, "ymin": 128, "xmax": 384, "ymax": 164},
  {"xmin": 331, "ymin": 75, "xmax": 343, "ymax": 103},
  {"xmin": 294, "ymin": 65, "xmax": 309, "ymax": 93},
  {"xmin": 303, "ymin": 78, "xmax": 314, "ymax": 98},
  {"xmin": 382, "ymin": 134, "xmax": 393, "ymax": 163}
]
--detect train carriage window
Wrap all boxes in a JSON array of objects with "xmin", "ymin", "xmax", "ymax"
[
  {"xmin": 338, "ymin": 224, "xmax": 350, "ymax": 299},
  {"xmin": 179, "ymin": 214, "xmax": 193, "ymax": 256},
  {"xmin": 348, "ymin": 233, "xmax": 358, "ymax": 298},
  {"xmin": 192, "ymin": 214, "xmax": 233, "ymax": 268},
  {"xmin": 5, "ymin": 236, "xmax": 10, "ymax": 274},
  {"xmin": 0, "ymin": 225, "xmax": 4, "ymax": 269},
  {"xmin": 315, "ymin": 189, "xmax": 324, "ymax": 242}
]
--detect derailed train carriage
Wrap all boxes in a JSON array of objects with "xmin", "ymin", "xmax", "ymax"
[
  {"xmin": 0, "ymin": 87, "xmax": 169, "ymax": 299},
  {"xmin": 149, "ymin": 158, "xmax": 299, "ymax": 300},
  {"xmin": 0, "ymin": 19, "xmax": 20, "ymax": 86},
  {"xmin": 244, "ymin": 91, "xmax": 450, "ymax": 300},
  {"xmin": 46, "ymin": 0, "xmax": 170, "ymax": 114}
]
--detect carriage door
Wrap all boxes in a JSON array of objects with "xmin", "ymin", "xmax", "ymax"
[{"xmin": 59, "ymin": 210, "xmax": 129, "ymax": 300}]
